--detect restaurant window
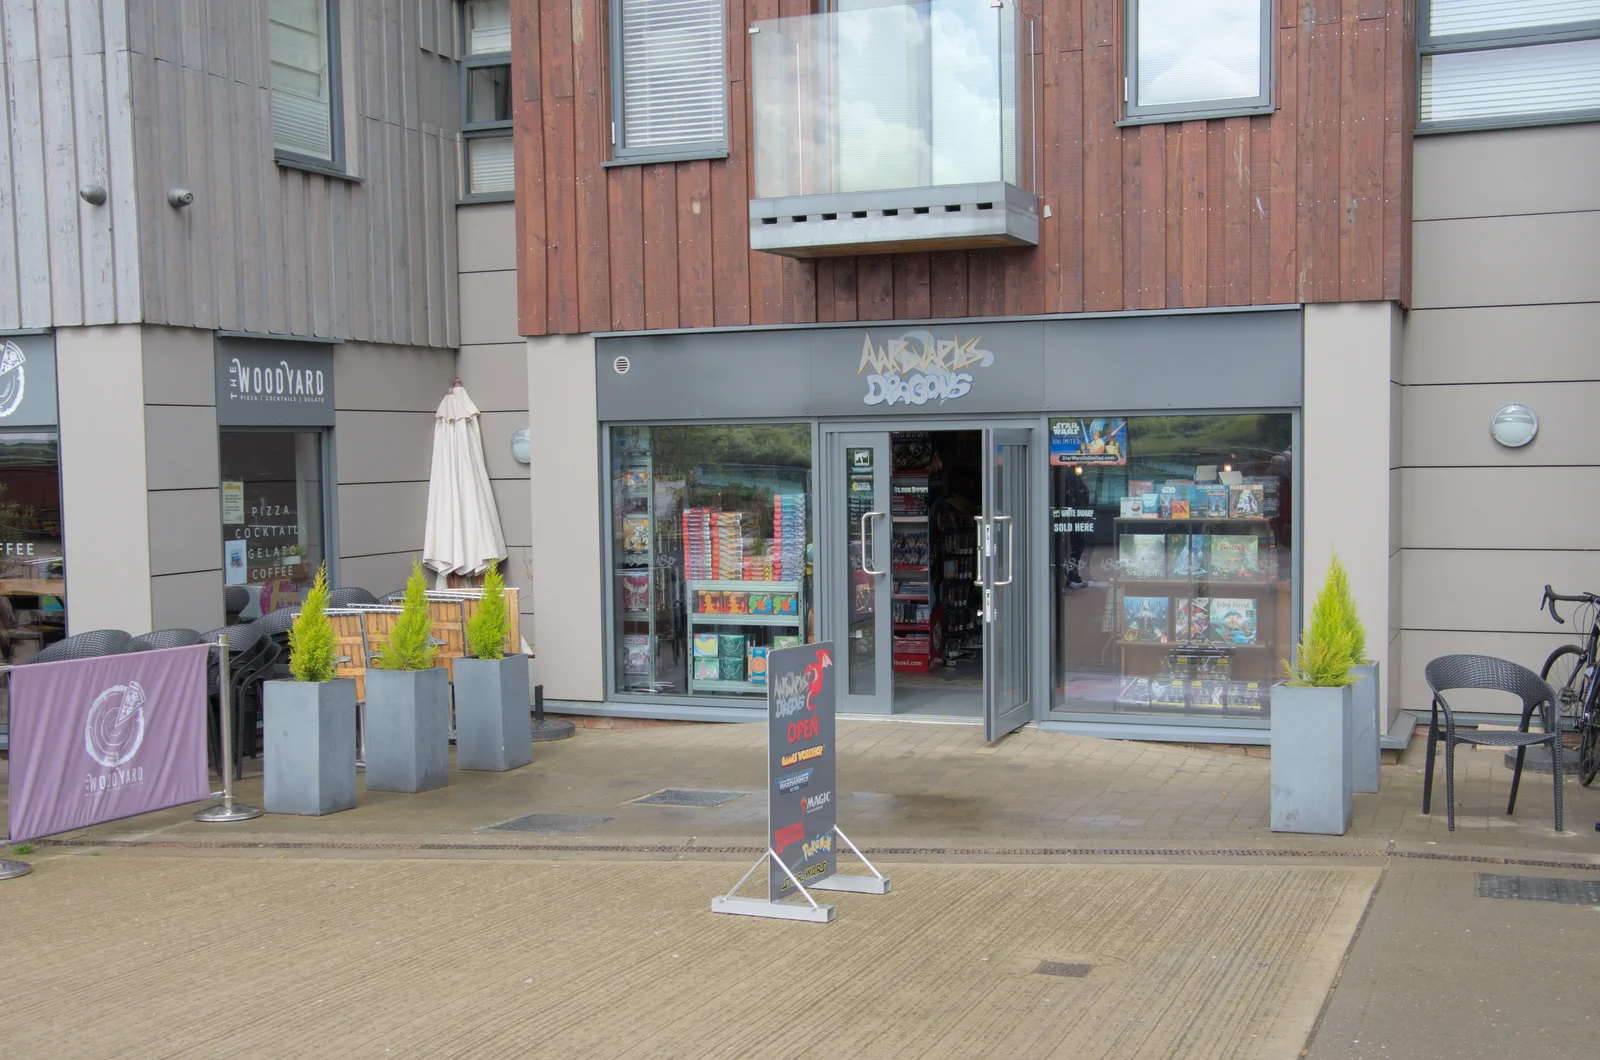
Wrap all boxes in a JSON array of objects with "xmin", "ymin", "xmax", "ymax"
[
  {"xmin": 1419, "ymin": 0, "xmax": 1600, "ymax": 131},
  {"xmin": 221, "ymin": 431, "xmax": 329, "ymax": 618},
  {"xmin": 270, "ymin": 0, "xmax": 343, "ymax": 167},
  {"xmin": 1050, "ymin": 414, "xmax": 1294, "ymax": 720},
  {"xmin": 1123, "ymin": 0, "xmax": 1273, "ymax": 124},
  {"xmin": 610, "ymin": 424, "xmax": 813, "ymax": 700},
  {"xmin": 462, "ymin": 0, "xmax": 514, "ymax": 196},
  {"xmin": 0, "ymin": 431, "xmax": 66, "ymax": 665},
  {"xmin": 609, "ymin": 0, "xmax": 728, "ymax": 164}
]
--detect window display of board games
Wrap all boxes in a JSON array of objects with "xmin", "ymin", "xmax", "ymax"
[
  {"xmin": 1113, "ymin": 487, "xmax": 1281, "ymax": 715},
  {"xmin": 610, "ymin": 423, "xmax": 814, "ymax": 700}
]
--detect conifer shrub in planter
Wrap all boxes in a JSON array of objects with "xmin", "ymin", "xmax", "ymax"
[
  {"xmin": 264, "ymin": 565, "xmax": 358, "ymax": 816},
  {"xmin": 1271, "ymin": 558, "xmax": 1358, "ymax": 835},
  {"xmin": 363, "ymin": 563, "xmax": 449, "ymax": 793},
  {"xmin": 454, "ymin": 563, "xmax": 533, "ymax": 772}
]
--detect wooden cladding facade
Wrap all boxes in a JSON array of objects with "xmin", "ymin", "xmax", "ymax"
[{"xmin": 513, "ymin": 0, "xmax": 1412, "ymax": 337}]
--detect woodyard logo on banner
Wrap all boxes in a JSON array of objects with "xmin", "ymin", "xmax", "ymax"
[{"xmin": 84, "ymin": 681, "xmax": 149, "ymax": 769}]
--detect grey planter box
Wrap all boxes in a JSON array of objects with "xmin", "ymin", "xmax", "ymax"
[
  {"xmin": 1349, "ymin": 662, "xmax": 1381, "ymax": 794},
  {"xmin": 454, "ymin": 655, "xmax": 533, "ymax": 772},
  {"xmin": 263, "ymin": 678, "xmax": 357, "ymax": 816},
  {"xmin": 363, "ymin": 668, "xmax": 450, "ymax": 793},
  {"xmin": 1270, "ymin": 682, "xmax": 1354, "ymax": 835}
]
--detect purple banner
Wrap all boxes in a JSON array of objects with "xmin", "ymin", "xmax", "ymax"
[{"xmin": 7, "ymin": 644, "xmax": 211, "ymax": 842}]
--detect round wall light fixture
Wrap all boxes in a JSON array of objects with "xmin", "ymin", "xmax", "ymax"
[
  {"xmin": 510, "ymin": 427, "xmax": 531, "ymax": 465},
  {"xmin": 1490, "ymin": 403, "xmax": 1538, "ymax": 448}
]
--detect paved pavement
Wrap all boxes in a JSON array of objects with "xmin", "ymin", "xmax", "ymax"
[{"xmin": 4, "ymin": 718, "xmax": 1598, "ymax": 1058}]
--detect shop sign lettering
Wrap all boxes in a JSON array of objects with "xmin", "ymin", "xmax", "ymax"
[
  {"xmin": 227, "ymin": 357, "xmax": 326, "ymax": 404},
  {"xmin": 857, "ymin": 330, "xmax": 995, "ymax": 407}
]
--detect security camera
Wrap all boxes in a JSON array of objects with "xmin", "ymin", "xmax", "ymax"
[{"xmin": 167, "ymin": 187, "xmax": 195, "ymax": 208}]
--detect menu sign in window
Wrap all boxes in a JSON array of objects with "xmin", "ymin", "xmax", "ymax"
[{"xmin": 767, "ymin": 642, "xmax": 837, "ymax": 901}]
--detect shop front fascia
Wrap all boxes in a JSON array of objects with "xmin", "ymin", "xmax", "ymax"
[
  {"xmin": 213, "ymin": 336, "xmax": 339, "ymax": 618},
  {"xmin": 588, "ymin": 306, "xmax": 1305, "ymax": 740}
]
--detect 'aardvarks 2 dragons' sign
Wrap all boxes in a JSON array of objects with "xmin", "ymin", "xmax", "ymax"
[{"xmin": 767, "ymin": 642, "xmax": 837, "ymax": 901}]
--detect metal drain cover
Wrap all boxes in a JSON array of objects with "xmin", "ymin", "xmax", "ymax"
[
  {"xmin": 485, "ymin": 813, "xmax": 613, "ymax": 834},
  {"xmin": 1478, "ymin": 873, "xmax": 1600, "ymax": 905},
  {"xmin": 632, "ymin": 789, "xmax": 745, "ymax": 808},
  {"xmin": 1035, "ymin": 961, "xmax": 1092, "ymax": 978}
]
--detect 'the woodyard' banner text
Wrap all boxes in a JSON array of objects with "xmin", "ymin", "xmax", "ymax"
[{"xmin": 7, "ymin": 644, "xmax": 210, "ymax": 842}]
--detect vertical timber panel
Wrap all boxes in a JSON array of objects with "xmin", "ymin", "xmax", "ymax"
[
  {"xmin": 677, "ymin": 159, "xmax": 714, "ymax": 328},
  {"xmin": 573, "ymin": 0, "xmax": 611, "ymax": 332},
  {"xmin": 514, "ymin": 0, "xmax": 548, "ymax": 334},
  {"xmin": 642, "ymin": 163, "xmax": 678, "ymax": 329}
]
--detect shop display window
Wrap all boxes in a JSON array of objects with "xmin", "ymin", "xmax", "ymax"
[
  {"xmin": 1049, "ymin": 414, "xmax": 1294, "ymax": 719},
  {"xmin": 611, "ymin": 424, "xmax": 813, "ymax": 699},
  {"xmin": 0, "ymin": 431, "xmax": 66, "ymax": 666},
  {"xmin": 220, "ymin": 431, "xmax": 328, "ymax": 617}
]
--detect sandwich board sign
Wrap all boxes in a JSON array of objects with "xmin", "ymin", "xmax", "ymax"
[{"xmin": 712, "ymin": 641, "xmax": 890, "ymax": 922}]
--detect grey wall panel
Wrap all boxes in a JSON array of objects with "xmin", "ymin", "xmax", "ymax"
[
  {"xmin": 458, "ymin": 270, "xmax": 520, "ymax": 346},
  {"xmin": 141, "ymin": 324, "xmax": 215, "ymax": 404},
  {"xmin": 457, "ymin": 343, "xmax": 528, "ymax": 411},
  {"xmin": 333, "ymin": 340, "xmax": 455, "ymax": 412},
  {"xmin": 1405, "ymin": 304, "xmax": 1600, "ymax": 385},
  {"xmin": 490, "ymin": 478, "xmax": 531, "ymax": 547},
  {"xmin": 150, "ymin": 569, "xmax": 224, "ymax": 633},
  {"xmin": 1401, "ymin": 467, "xmax": 1600, "ymax": 551},
  {"xmin": 147, "ymin": 486, "xmax": 222, "ymax": 576},
  {"xmin": 1414, "ymin": 125, "xmax": 1600, "ymax": 222},
  {"xmin": 599, "ymin": 329, "xmax": 815, "ymax": 421},
  {"xmin": 145, "ymin": 404, "xmax": 219, "ymax": 490},
  {"xmin": 1412, "ymin": 212, "xmax": 1600, "ymax": 309},
  {"xmin": 1402, "ymin": 381, "xmax": 1600, "ymax": 468},
  {"xmin": 121, "ymin": 0, "xmax": 459, "ymax": 346},
  {"xmin": 478, "ymin": 410, "xmax": 530, "ymax": 480},
  {"xmin": 457, "ymin": 203, "xmax": 517, "ymax": 273},
  {"xmin": 338, "ymin": 550, "xmax": 425, "ymax": 597},
  {"xmin": 337, "ymin": 481, "xmax": 430, "ymax": 558},
  {"xmin": 1401, "ymin": 549, "xmax": 1600, "ymax": 636},
  {"xmin": 333, "ymin": 410, "xmax": 434, "ymax": 484},
  {"xmin": 1398, "ymin": 629, "xmax": 1572, "ymax": 718},
  {"xmin": 504, "ymin": 546, "xmax": 536, "ymax": 618},
  {"xmin": 0, "ymin": 0, "xmax": 140, "ymax": 330}
]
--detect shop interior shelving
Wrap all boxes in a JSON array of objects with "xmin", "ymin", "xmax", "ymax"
[{"xmin": 686, "ymin": 578, "xmax": 805, "ymax": 695}]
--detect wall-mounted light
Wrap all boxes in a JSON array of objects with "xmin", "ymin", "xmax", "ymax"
[
  {"xmin": 510, "ymin": 427, "xmax": 531, "ymax": 465},
  {"xmin": 1490, "ymin": 403, "xmax": 1538, "ymax": 448}
]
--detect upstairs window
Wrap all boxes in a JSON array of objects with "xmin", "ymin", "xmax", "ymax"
[
  {"xmin": 1123, "ymin": 0, "xmax": 1273, "ymax": 124},
  {"xmin": 270, "ymin": 0, "xmax": 342, "ymax": 166},
  {"xmin": 463, "ymin": 0, "xmax": 514, "ymax": 197},
  {"xmin": 1419, "ymin": 0, "xmax": 1600, "ymax": 131},
  {"xmin": 609, "ymin": 0, "xmax": 728, "ymax": 164}
]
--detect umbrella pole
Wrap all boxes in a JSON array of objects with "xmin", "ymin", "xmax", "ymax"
[{"xmin": 529, "ymin": 682, "xmax": 574, "ymax": 743}]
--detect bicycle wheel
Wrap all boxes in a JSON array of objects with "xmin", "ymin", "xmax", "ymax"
[{"xmin": 1540, "ymin": 644, "xmax": 1589, "ymax": 728}]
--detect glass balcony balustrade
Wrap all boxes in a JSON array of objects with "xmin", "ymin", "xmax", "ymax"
[{"xmin": 749, "ymin": 0, "xmax": 1037, "ymax": 257}]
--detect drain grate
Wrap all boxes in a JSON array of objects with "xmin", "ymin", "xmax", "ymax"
[
  {"xmin": 1478, "ymin": 873, "xmax": 1600, "ymax": 905},
  {"xmin": 485, "ymin": 813, "xmax": 614, "ymax": 835},
  {"xmin": 1035, "ymin": 961, "xmax": 1093, "ymax": 978},
  {"xmin": 631, "ymin": 789, "xmax": 746, "ymax": 808}
]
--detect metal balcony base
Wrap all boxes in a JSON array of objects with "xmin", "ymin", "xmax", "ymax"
[{"xmin": 750, "ymin": 182, "xmax": 1038, "ymax": 258}]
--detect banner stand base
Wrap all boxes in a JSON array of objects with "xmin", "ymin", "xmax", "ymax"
[
  {"xmin": 0, "ymin": 859, "xmax": 32, "ymax": 880},
  {"xmin": 194, "ymin": 801, "xmax": 264, "ymax": 823},
  {"xmin": 811, "ymin": 826, "xmax": 891, "ymax": 895},
  {"xmin": 711, "ymin": 848, "xmax": 836, "ymax": 923}
]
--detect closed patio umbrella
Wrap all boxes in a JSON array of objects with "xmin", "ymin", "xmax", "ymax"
[{"xmin": 423, "ymin": 381, "xmax": 507, "ymax": 577}]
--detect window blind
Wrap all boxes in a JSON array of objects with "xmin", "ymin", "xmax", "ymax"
[
  {"xmin": 1421, "ymin": 36, "xmax": 1600, "ymax": 123},
  {"xmin": 1427, "ymin": 0, "xmax": 1600, "ymax": 38},
  {"xmin": 619, "ymin": 0, "xmax": 726, "ymax": 151},
  {"xmin": 466, "ymin": 0, "xmax": 513, "ymax": 55},
  {"xmin": 468, "ymin": 137, "xmax": 515, "ymax": 194},
  {"xmin": 269, "ymin": 0, "xmax": 334, "ymax": 160}
]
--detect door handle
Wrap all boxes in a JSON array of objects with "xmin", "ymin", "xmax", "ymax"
[
  {"xmin": 860, "ymin": 510, "xmax": 887, "ymax": 576},
  {"xmin": 973, "ymin": 516, "xmax": 988, "ymax": 586},
  {"xmin": 994, "ymin": 515, "xmax": 1014, "ymax": 587}
]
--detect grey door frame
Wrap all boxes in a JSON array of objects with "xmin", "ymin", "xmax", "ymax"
[
  {"xmin": 823, "ymin": 431, "xmax": 895, "ymax": 715},
  {"xmin": 982, "ymin": 426, "xmax": 1034, "ymax": 740},
  {"xmin": 818, "ymin": 415, "xmax": 1051, "ymax": 726}
]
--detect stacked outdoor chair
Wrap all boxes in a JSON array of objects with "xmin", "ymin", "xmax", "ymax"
[
  {"xmin": 1423, "ymin": 653, "xmax": 1564, "ymax": 833},
  {"xmin": 23, "ymin": 628, "xmax": 132, "ymax": 664},
  {"xmin": 222, "ymin": 585, "xmax": 251, "ymax": 623},
  {"xmin": 327, "ymin": 586, "xmax": 379, "ymax": 608},
  {"xmin": 125, "ymin": 628, "xmax": 203, "ymax": 653}
]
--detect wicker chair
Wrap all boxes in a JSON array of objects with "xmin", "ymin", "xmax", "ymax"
[
  {"xmin": 126, "ymin": 628, "xmax": 203, "ymax": 653},
  {"xmin": 379, "ymin": 589, "xmax": 407, "ymax": 604},
  {"xmin": 326, "ymin": 586, "xmax": 378, "ymax": 608},
  {"xmin": 223, "ymin": 585, "xmax": 251, "ymax": 620},
  {"xmin": 1423, "ymin": 654, "xmax": 1564, "ymax": 833},
  {"xmin": 24, "ymin": 628, "xmax": 132, "ymax": 664},
  {"xmin": 201, "ymin": 623, "xmax": 269, "ymax": 776}
]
